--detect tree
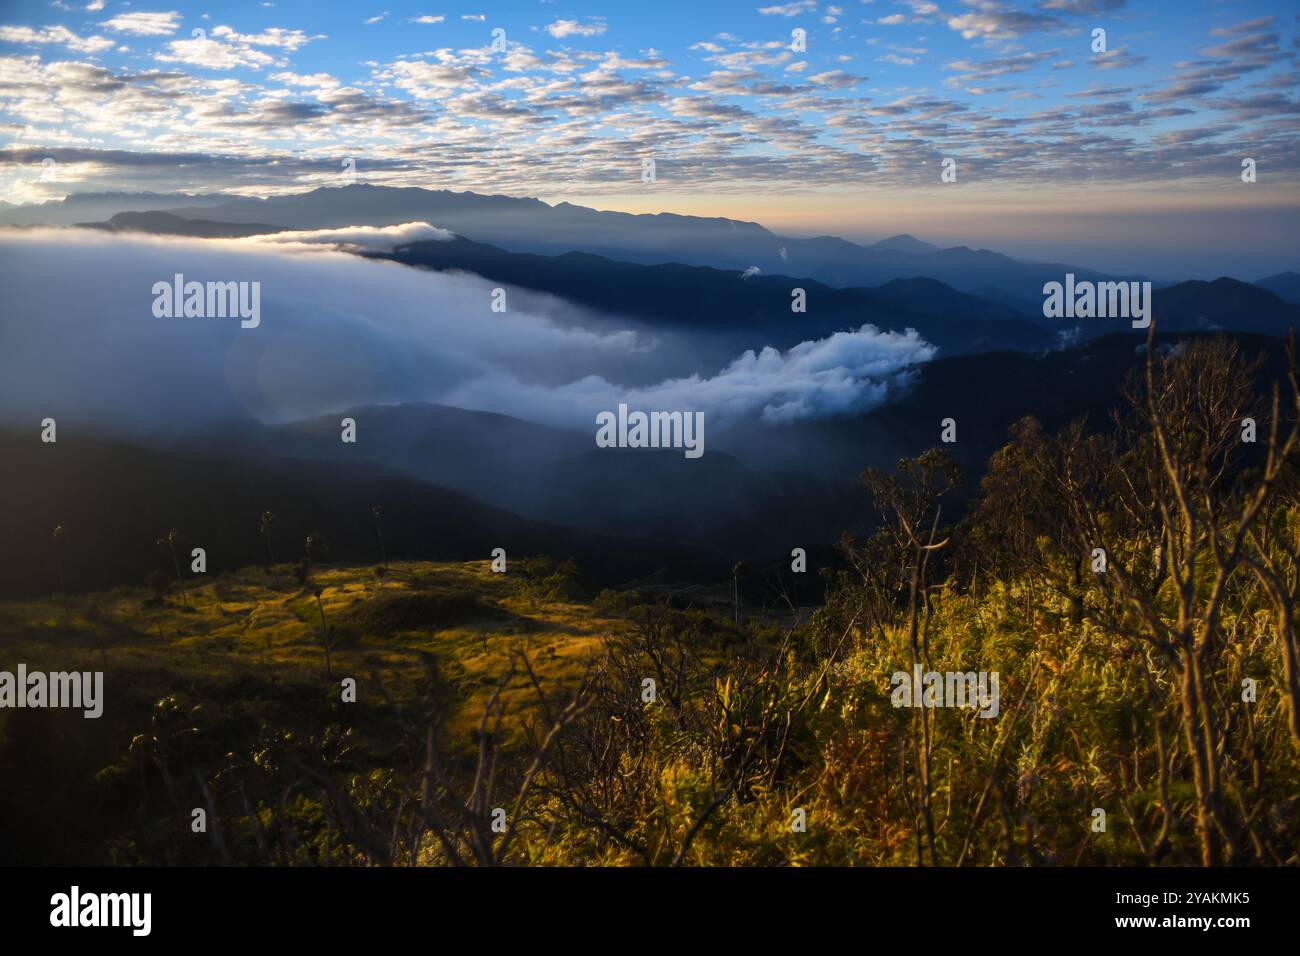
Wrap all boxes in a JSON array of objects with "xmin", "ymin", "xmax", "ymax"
[
  {"xmin": 1049, "ymin": 332, "xmax": 1299, "ymax": 864},
  {"xmin": 313, "ymin": 585, "xmax": 333, "ymax": 679},
  {"xmin": 157, "ymin": 528, "xmax": 189, "ymax": 610},
  {"xmin": 852, "ymin": 448, "xmax": 961, "ymax": 866},
  {"xmin": 260, "ymin": 511, "xmax": 276, "ymax": 568},
  {"xmin": 51, "ymin": 524, "xmax": 66, "ymax": 595},
  {"xmin": 372, "ymin": 505, "xmax": 388, "ymax": 575}
]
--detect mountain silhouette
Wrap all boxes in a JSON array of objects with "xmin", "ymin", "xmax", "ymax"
[
  {"xmin": 78, "ymin": 209, "xmax": 284, "ymax": 238},
  {"xmin": 872, "ymin": 234, "xmax": 940, "ymax": 255},
  {"xmin": 150, "ymin": 184, "xmax": 1144, "ymax": 312},
  {"xmin": 1255, "ymin": 271, "xmax": 1300, "ymax": 305}
]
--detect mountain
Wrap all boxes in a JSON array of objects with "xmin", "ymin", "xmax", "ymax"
[
  {"xmin": 716, "ymin": 329, "xmax": 1292, "ymax": 485},
  {"xmin": 1029, "ymin": 278, "xmax": 1300, "ymax": 347},
  {"xmin": 44, "ymin": 203, "xmax": 1058, "ymax": 358},
  {"xmin": 9, "ymin": 186, "xmax": 1156, "ymax": 313},
  {"xmin": 57, "ymin": 205, "xmax": 1296, "ymax": 355},
  {"xmin": 0, "ymin": 191, "xmax": 242, "ymax": 227},
  {"xmin": 375, "ymin": 242, "xmax": 1296, "ymax": 355},
  {"xmin": 188, "ymin": 328, "xmax": 1294, "ymax": 563},
  {"xmin": 1255, "ymin": 271, "xmax": 1300, "ymax": 305},
  {"xmin": 77, "ymin": 210, "xmax": 285, "ymax": 238},
  {"xmin": 164, "ymin": 184, "xmax": 775, "ymax": 250},
  {"xmin": 1150, "ymin": 278, "xmax": 1300, "ymax": 337},
  {"xmin": 195, "ymin": 404, "xmax": 868, "ymax": 561},
  {"xmin": 872, "ymin": 234, "xmax": 940, "ymax": 255},
  {"xmin": 372, "ymin": 235, "xmax": 1055, "ymax": 358},
  {"xmin": 0, "ymin": 430, "xmax": 725, "ymax": 600},
  {"xmin": 864, "ymin": 277, "xmax": 1033, "ymax": 325},
  {"xmin": 155, "ymin": 185, "xmax": 1144, "ymax": 313}
]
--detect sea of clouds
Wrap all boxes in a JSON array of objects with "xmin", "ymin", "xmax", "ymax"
[{"xmin": 0, "ymin": 224, "xmax": 934, "ymax": 436}]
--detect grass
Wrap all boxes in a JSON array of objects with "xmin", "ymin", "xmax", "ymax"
[{"xmin": 0, "ymin": 559, "xmax": 625, "ymax": 759}]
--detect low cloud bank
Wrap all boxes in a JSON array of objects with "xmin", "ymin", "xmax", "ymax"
[
  {"xmin": 447, "ymin": 326, "xmax": 934, "ymax": 427},
  {"xmin": 243, "ymin": 221, "xmax": 455, "ymax": 252},
  {"xmin": 0, "ymin": 227, "xmax": 933, "ymax": 437}
]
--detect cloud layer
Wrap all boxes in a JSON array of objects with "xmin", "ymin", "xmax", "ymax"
[
  {"xmin": 0, "ymin": 228, "xmax": 932, "ymax": 437},
  {"xmin": 244, "ymin": 221, "xmax": 455, "ymax": 252}
]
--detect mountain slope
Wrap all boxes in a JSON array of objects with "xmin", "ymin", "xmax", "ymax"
[
  {"xmin": 373, "ymin": 235, "xmax": 1055, "ymax": 356},
  {"xmin": 716, "ymin": 330, "xmax": 1292, "ymax": 484},
  {"xmin": 0, "ymin": 431, "xmax": 723, "ymax": 599},
  {"xmin": 1151, "ymin": 278, "xmax": 1300, "ymax": 336},
  {"xmin": 198, "ymin": 403, "xmax": 868, "ymax": 560},
  {"xmin": 1256, "ymin": 271, "xmax": 1300, "ymax": 305},
  {"xmin": 872, "ymin": 234, "xmax": 940, "ymax": 255}
]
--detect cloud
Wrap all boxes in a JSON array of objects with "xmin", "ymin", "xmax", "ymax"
[
  {"xmin": 0, "ymin": 25, "xmax": 115, "ymax": 53},
  {"xmin": 3, "ymin": 2, "xmax": 1295, "ymax": 206},
  {"xmin": 545, "ymin": 19, "xmax": 607, "ymax": 39},
  {"xmin": 209, "ymin": 26, "xmax": 321, "ymax": 51},
  {"xmin": 1090, "ymin": 47, "xmax": 1147, "ymax": 70},
  {"xmin": 1201, "ymin": 31, "xmax": 1278, "ymax": 59},
  {"xmin": 244, "ymin": 221, "xmax": 455, "ymax": 252},
  {"xmin": 156, "ymin": 35, "xmax": 276, "ymax": 70},
  {"xmin": 1209, "ymin": 17, "xmax": 1275, "ymax": 36},
  {"xmin": 449, "ymin": 325, "xmax": 935, "ymax": 427},
  {"xmin": 946, "ymin": 50, "xmax": 1056, "ymax": 83},
  {"xmin": 99, "ymin": 11, "xmax": 181, "ymax": 36},
  {"xmin": 0, "ymin": 227, "xmax": 933, "ymax": 436},
  {"xmin": 947, "ymin": 0, "xmax": 1058, "ymax": 40},
  {"xmin": 0, "ymin": 227, "xmax": 646, "ymax": 429},
  {"xmin": 758, "ymin": 1, "xmax": 816, "ymax": 15}
]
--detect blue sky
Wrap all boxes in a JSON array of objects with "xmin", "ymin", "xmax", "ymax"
[{"xmin": 0, "ymin": 0, "xmax": 1296, "ymax": 274}]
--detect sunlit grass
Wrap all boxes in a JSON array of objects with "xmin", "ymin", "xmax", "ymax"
[{"xmin": 0, "ymin": 559, "xmax": 624, "ymax": 746}]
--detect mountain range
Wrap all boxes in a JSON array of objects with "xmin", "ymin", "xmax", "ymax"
[
  {"xmin": 5, "ymin": 185, "xmax": 1148, "ymax": 314},
  {"xmin": 7, "ymin": 185, "xmax": 1294, "ymax": 319},
  {"xmin": 1, "ymin": 185, "xmax": 1295, "ymax": 599},
  {"xmin": 42, "ymin": 199, "xmax": 1300, "ymax": 361}
]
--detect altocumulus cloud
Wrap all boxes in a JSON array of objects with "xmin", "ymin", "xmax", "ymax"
[{"xmin": 0, "ymin": 228, "xmax": 934, "ymax": 435}]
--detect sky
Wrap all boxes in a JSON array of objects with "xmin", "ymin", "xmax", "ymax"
[{"xmin": 0, "ymin": 0, "xmax": 1297, "ymax": 276}]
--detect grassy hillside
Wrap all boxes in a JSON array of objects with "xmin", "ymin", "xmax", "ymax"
[
  {"xmin": 0, "ymin": 557, "xmax": 626, "ymax": 863},
  {"xmin": 4, "ymin": 336, "xmax": 1299, "ymax": 868},
  {"xmin": 4, "ymin": 546, "xmax": 1297, "ymax": 867}
]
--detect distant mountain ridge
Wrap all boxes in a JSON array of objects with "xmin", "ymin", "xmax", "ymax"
[
  {"xmin": 1151, "ymin": 278, "xmax": 1300, "ymax": 336},
  {"xmin": 1256, "ymin": 271, "xmax": 1300, "ymax": 305},
  {"xmin": 371, "ymin": 235, "xmax": 1056, "ymax": 358},
  {"xmin": 5, "ymin": 184, "xmax": 1161, "ymax": 313},
  {"xmin": 0, "ymin": 190, "xmax": 242, "ymax": 226},
  {"xmin": 871, "ymin": 234, "xmax": 940, "ymax": 255},
  {"xmin": 158, "ymin": 185, "xmax": 1146, "ymax": 313},
  {"xmin": 55, "ymin": 203, "xmax": 1300, "ymax": 356},
  {"xmin": 78, "ymin": 210, "xmax": 283, "ymax": 238}
]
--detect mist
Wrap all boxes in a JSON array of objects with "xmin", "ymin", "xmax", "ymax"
[{"xmin": 0, "ymin": 226, "xmax": 934, "ymax": 439}]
